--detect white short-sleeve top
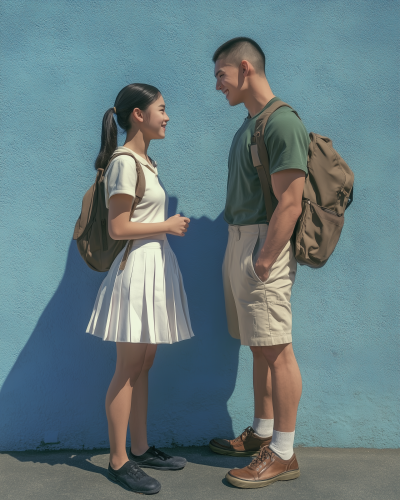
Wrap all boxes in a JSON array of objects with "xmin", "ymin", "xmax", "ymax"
[{"xmin": 104, "ymin": 146, "xmax": 168, "ymax": 224}]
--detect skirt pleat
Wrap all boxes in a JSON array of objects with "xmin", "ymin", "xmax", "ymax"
[
  {"xmin": 164, "ymin": 252, "xmax": 176, "ymax": 343},
  {"xmin": 144, "ymin": 249, "xmax": 155, "ymax": 343},
  {"xmin": 86, "ymin": 238, "xmax": 194, "ymax": 344},
  {"xmin": 153, "ymin": 250, "xmax": 168, "ymax": 343}
]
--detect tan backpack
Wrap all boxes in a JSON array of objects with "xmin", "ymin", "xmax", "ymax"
[
  {"xmin": 73, "ymin": 152, "xmax": 146, "ymax": 272},
  {"xmin": 250, "ymin": 100, "xmax": 354, "ymax": 268}
]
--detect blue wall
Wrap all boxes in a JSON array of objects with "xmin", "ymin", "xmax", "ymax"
[{"xmin": 0, "ymin": 0, "xmax": 399, "ymax": 451}]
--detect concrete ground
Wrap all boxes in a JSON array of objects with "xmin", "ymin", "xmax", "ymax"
[{"xmin": 1, "ymin": 446, "xmax": 399, "ymax": 500}]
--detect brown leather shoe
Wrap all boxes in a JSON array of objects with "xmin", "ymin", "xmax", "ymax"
[
  {"xmin": 226, "ymin": 446, "xmax": 300, "ymax": 488},
  {"xmin": 209, "ymin": 427, "xmax": 272, "ymax": 457}
]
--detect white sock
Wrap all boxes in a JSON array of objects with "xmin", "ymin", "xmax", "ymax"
[
  {"xmin": 269, "ymin": 430, "xmax": 295, "ymax": 460},
  {"xmin": 252, "ymin": 418, "xmax": 274, "ymax": 438}
]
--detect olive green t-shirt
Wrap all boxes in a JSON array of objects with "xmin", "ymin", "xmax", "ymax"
[{"xmin": 224, "ymin": 97, "xmax": 310, "ymax": 226}]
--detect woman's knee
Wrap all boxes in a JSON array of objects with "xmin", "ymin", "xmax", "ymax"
[
  {"xmin": 115, "ymin": 362, "xmax": 143, "ymax": 384},
  {"xmin": 115, "ymin": 344, "xmax": 156, "ymax": 378},
  {"xmin": 141, "ymin": 357, "xmax": 154, "ymax": 372},
  {"xmin": 142, "ymin": 346, "xmax": 157, "ymax": 372}
]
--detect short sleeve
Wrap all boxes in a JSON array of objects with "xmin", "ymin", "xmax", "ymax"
[
  {"xmin": 104, "ymin": 156, "xmax": 137, "ymax": 208},
  {"xmin": 264, "ymin": 109, "xmax": 310, "ymax": 176}
]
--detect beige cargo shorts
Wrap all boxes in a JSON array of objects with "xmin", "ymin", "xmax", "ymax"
[{"xmin": 222, "ymin": 224, "xmax": 297, "ymax": 346}]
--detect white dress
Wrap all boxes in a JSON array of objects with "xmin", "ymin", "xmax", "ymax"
[{"xmin": 86, "ymin": 147, "xmax": 194, "ymax": 344}]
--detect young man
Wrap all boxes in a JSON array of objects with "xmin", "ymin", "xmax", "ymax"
[{"xmin": 209, "ymin": 37, "xmax": 309, "ymax": 489}]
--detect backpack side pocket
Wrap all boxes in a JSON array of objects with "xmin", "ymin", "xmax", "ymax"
[{"xmin": 295, "ymin": 200, "xmax": 344, "ymax": 268}]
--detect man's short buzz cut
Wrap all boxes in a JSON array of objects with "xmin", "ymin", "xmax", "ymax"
[{"xmin": 212, "ymin": 37, "xmax": 266, "ymax": 75}]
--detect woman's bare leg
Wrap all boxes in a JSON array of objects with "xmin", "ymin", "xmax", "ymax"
[
  {"xmin": 129, "ymin": 345, "xmax": 157, "ymax": 456},
  {"xmin": 106, "ymin": 342, "xmax": 148, "ymax": 470}
]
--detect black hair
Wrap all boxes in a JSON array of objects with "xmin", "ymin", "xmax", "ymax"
[
  {"xmin": 95, "ymin": 83, "xmax": 161, "ymax": 170},
  {"xmin": 212, "ymin": 37, "xmax": 266, "ymax": 75}
]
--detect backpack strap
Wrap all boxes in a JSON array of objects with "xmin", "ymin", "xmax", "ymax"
[
  {"xmin": 100, "ymin": 152, "xmax": 147, "ymax": 271},
  {"xmin": 250, "ymin": 100, "xmax": 300, "ymax": 222}
]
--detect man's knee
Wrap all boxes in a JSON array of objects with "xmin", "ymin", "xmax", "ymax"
[
  {"xmin": 259, "ymin": 343, "xmax": 293, "ymax": 366},
  {"xmin": 250, "ymin": 346, "xmax": 264, "ymax": 358}
]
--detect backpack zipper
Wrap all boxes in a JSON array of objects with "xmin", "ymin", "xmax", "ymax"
[
  {"xmin": 320, "ymin": 206, "xmax": 341, "ymax": 216},
  {"xmin": 306, "ymin": 199, "xmax": 341, "ymax": 216}
]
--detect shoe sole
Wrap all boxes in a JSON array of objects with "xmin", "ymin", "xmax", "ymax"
[
  {"xmin": 225, "ymin": 469, "xmax": 300, "ymax": 489},
  {"xmin": 209, "ymin": 442, "xmax": 259, "ymax": 457},
  {"xmin": 108, "ymin": 473, "xmax": 161, "ymax": 495},
  {"xmin": 140, "ymin": 465, "xmax": 186, "ymax": 471},
  {"xmin": 128, "ymin": 451, "xmax": 187, "ymax": 471}
]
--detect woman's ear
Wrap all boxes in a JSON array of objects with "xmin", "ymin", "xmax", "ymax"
[{"xmin": 131, "ymin": 107, "xmax": 144, "ymax": 123}]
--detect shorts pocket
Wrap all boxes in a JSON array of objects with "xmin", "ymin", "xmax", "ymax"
[
  {"xmin": 267, "ymin": 300, "xmax": 292, "ymax": 334},
  {"xmin": 248, "ymin": 302, "xmax": 271, "ymax": 338},
  {"xmin": 249, "ymin": 235, "xmax": 268, "ymax": 284}
]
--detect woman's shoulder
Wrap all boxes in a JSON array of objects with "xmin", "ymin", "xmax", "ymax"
[
  {"xmin": 105, "ymin": 148, "xmax": 139, "ymax": 192},
  {"xmin": 108, "ymin": 148, "xmax": 137, "ymax": 170},
  {"xmin": 106, "ymin": 148, "xmax": 139, "ymax": 180},
  {"xmin": 106, "ymin": 148, "xmax": 158, "ymax": 182}
]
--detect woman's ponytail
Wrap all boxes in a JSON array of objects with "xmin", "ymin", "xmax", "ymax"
[
  {"xmin": 94, "ymin": 108, "xmax": 118, "ymax": 170},
  {"xmin": 94, "ymin": 84, "xmax": 161, "ymax": 170}
]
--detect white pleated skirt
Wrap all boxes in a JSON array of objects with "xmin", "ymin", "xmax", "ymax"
[{"xmin": 86, "ymin": 237, "xmax": 194, "ymax": 344}]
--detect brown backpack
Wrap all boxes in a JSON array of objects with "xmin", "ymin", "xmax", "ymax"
[
  {"xmin": 250, "ymin": 100, "xmax": 354, "ymax": 268},
  {"xmin": 73, "ymin": 152, "xmax": 146, "ymax": 272}
]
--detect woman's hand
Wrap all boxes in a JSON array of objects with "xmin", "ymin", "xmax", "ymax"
[{"xmin": 165, "ymin": 214, "xmax": 190, "ymax": 237}]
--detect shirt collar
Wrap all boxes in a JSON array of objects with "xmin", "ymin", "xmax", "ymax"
[
  {"xmin": 247, "ymin": 96, "xmax": 281, "ymax": 120},
  {"xmin": 116, "ymin": 146, "xmax": 157, "ymax": 173}
]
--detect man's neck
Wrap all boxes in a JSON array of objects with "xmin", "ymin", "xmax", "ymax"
[{"xmin": 243, "ymin": 78, "xmax": 275, "ymax": 118}]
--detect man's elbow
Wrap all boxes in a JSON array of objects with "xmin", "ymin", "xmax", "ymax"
[
  {"xmin": 291, "ymin": 203, "xmax": 303, "ymax": 221},
  {"xmin": 278, "ymin": 200, "xmax": 303, "ymax": 222}
]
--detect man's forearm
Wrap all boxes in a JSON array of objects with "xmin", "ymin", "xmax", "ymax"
[{"xmin": 257, "ymin": 203, "xmax": 301, "ymax": 270}]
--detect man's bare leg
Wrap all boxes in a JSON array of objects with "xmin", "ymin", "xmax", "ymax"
[
  {"xmin": 251, "ymin": 346, "xmax": 274, "ymax": 420},
  {"xmin": 208, "ymin": 346, "xmax": 273, "ymax": 455},
  {"xmin": 225, "ymin": 341, "xmax": 302, "ymax": 487},
  {"xmin": 259, "ymin": 343, "xmax": 302, "ymax": 432}
]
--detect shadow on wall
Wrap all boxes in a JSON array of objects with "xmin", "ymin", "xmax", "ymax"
[{"xmin": 0, "ymin": 197, "xmax": 241, "ymax": 452}]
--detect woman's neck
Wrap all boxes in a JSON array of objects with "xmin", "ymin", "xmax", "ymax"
[{"xmin": 123, "ymin": 128, "xmax": 150, "ymax": 161}]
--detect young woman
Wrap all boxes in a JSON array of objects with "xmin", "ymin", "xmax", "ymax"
[{"xmin": 86, "ymin": 84, "xmax": 194, "ymax": 495}]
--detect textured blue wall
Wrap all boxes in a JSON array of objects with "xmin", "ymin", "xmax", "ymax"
[{"xmin": 0, "ymin": 0, "xmax": 399, "ymax": 451}]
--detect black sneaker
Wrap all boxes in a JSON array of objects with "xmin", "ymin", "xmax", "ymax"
[
  {"xmin": 129, "ymin": 446, "xmax": 187, "ymax": 470},
  {"xmin": 108, "ymin": 461, "xmax": 161, "ymax": 494}
]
